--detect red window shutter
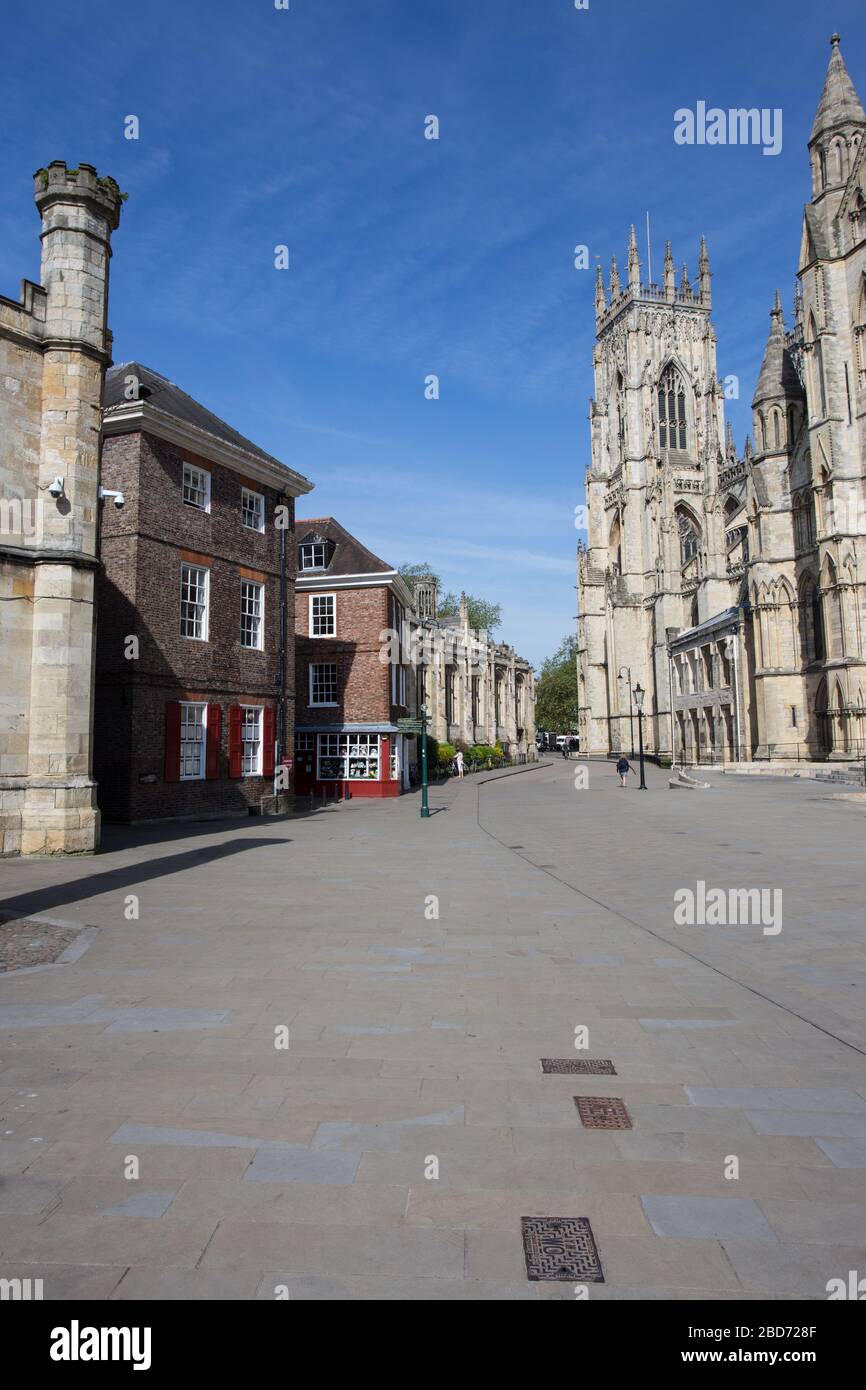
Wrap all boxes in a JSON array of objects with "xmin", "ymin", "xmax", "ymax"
[
  {"xmin": 262, "ymin": 707, "xmax": 276, "ymax": 777},
  {"xmin": 228, "ymin": 704, "xmax": 243, "ymax": 778},
  {"xmin": 164, "ymin": 702, "xmax": 181, "ymax": 782},
  {"xmin": 205, "ymin": 704, "xmax": 222, "ymax": 780}
]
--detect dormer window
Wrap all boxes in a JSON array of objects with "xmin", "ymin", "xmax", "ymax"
[{"xmin": 299, "ymin": 540, "xmax": 328, "ymax": 570}]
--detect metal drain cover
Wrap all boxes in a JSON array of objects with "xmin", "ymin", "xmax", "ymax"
[
  {"xmin": 574, "ymin": 1095, "xmax": 632, "ymax": 1129},
  {"xmin": 521, "ymin": 1216, "xmax": 604, "ymax": 1282},
  {"xmin": 541, "ymin": 1058, "xmax": 617, "ymax": 1075}
]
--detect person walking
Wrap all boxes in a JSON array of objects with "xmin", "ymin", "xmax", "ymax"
[
  {"xmin": 454, "ymin": 749, "xmax": 465, "ymax": 779},
  {"xmin": 616, "ymin": 755, "xmax": 633, "ymax": 787}
]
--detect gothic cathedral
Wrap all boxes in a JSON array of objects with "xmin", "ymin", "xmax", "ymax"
[{"xmin": 577, "ymin": 35, "xmax": 866, "ymax": 765}]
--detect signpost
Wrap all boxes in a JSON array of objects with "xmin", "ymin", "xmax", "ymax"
[{"xmin": 397, "ymin": 708, "xmax": 430, "ymax": 818}]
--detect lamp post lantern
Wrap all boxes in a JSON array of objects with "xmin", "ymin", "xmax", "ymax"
[{"xmin": 634, "ymin": 683, "xmax": 648, "ymax": 791}]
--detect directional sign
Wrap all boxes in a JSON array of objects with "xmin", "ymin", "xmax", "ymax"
[{"xmin": 397, "ymin": 719, "xmax": 423, "ymax": 732}]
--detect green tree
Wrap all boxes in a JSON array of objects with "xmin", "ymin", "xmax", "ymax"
[
  {"xmin": 398, "ymin": 565, "xmax": 502, "ymax": 633},
  {"xmin": 535, "ymin": 633, "xmax": 579, "ymax": 732},
  {"xmin": 437, "ymin": 592, "xmax": 502, "ymax": 633},
  {"xmin": 398, "ymin": 563, "xmax": 441, "ymax": 595}
]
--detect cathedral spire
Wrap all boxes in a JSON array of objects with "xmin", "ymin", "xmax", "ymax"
[
  {"xmin": 627, "ymin": 224, "xmax": 640, "ymax": 290},
  {"xmin": 680, "ymin": 262, "xmax": 692, "ymax": 298},
  {"xmin": 752, "ymin": 290, "xmax": 803, "ymax": 409},
  {"xmin": 725, "ymin": 419, "xmax": 736, "ymax": 462},
  {"xmin": 810, "ymin": 34, "xmax": 866, "ymax": 145},
  {"xmin": 609, "ymin": 253, "xmax": 620, "ymax": 299},
  {"xmin": 698, "ymin": 235, "xmax": 712, "ymax": 305},
  {"xmin": 595, "ymin": 263, "xmax": 606, "ymax": 319},
  {"xmin": 663, "ymin": 240, "xmax": 675, "ymax": 300}
]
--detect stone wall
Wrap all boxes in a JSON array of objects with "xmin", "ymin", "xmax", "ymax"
[{"xmin": 0, "ymin": 162, "xmax": 122, "ymax": 855}]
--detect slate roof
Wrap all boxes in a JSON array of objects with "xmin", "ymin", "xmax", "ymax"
[
  {"xmin": 105, "ymin": 362, "xmax": 303, "ymax": 478},
  {"xmin": 295, "ymin": 517, "xmax": 394, "ymax": 577}
]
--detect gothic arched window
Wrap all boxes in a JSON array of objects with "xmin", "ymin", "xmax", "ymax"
[
  {"xmin": 806, "ymin": 312, "xmax": 827, "ymax": 418},
  {"xmin": 657, "ymin": 365, "xmax": 687, "ymax": 452},
  {"xmin": 615, "ymin": 372, "xmax": 626, "ymax": 461},
  {"xmin": 855, "ymin": 275, "xmax": 866, "ymax": 384},
  {"xmin": 677, "ymin": 508, "xmax": 701, "ymax": 568}
]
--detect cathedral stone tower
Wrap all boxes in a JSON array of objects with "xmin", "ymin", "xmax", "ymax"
[
  {"xmin": 579, "ymin": 226, "xmax": 728, "ymax": 757},
  {"xmin": 578, "ymin": 34, "xmax": 866, "ymax": 766},
  {"xmin": 793, "ymin": 34, "xmax": 866, "ymax": 757},
  {"xmin": 0, "ymin": 163, "xmax": 123, "ymax": 853}
]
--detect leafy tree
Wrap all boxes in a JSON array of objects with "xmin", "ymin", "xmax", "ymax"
[
  {"xmin": 535, "ymin": 633, "xmax": 579, "ymax": 732},
  {"xmin": 398, "ymin": 564, "xmax": 502, "ymax": 633},
  {"xmin": 398, "ymin": 563, "xmax": 441, "ymax": 595},
  {"xmin": 437, "ymin": 592, "xmax": 502, "ymax": 633}
]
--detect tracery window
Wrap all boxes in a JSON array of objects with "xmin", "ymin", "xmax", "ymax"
[
  {"xmin": 661, "ymin": 366, "xmax": 686, "ymax": 453},
  {"xmin": 657, "ymin": 365, "xmax": 687, "ymax": 452},
  {"xmin": 677, "ymin": 509, "xmax": 701, "ymax": 567},
  {"xmin": 615, "ymin": 373, "xmax": 626, "ymax": 460}
]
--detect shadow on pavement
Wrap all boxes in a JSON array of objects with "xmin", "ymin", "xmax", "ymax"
[{"xmin": 0, "ymin": 837, "xmax": 290, "ymax": 922}]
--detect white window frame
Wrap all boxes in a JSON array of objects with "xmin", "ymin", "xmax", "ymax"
[
  {"xmin": 309, "ymin": 662, "xmax": 338, "ymax": 706},
  {"xmin": 241, "ymin": 487, "xmax": 265, "ymax": 532},
  {"xmin": 317, "ymin": 733, "xmax": 380, "ymax": 781},
  {"xmin": 180, "ymin": 702, "xmax": 207, "ymax": 780},
  {"xmin": 300, "ymin": 541, "xmax": 327, "ymax": 570},
  {"xmin": 309, "ymin": 592, "xmax": 336, "ymax": 638},
  {"xmin": 295, "ymin": 732, "xmax": 314, "ymax": 754},
  {"xmin": 182, "ymin": 462, "xmax": 211, "ymax": 512},
  {"xmin": 240, "ymin": 579, "xmax": 265, "ymax": 650},
  {"xmin": 180, "ymin": 563, "xmax": 209, "ymax": 641},
  {"xmin": 240, "ymin": 705, "xmax": 263, "ymax": 776}
]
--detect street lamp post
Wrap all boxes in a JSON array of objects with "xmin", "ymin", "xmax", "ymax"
[
  {"xmin": 634, "ymin": 683, "xmax": 648, "ymax": 791},
  {"xmin": 619, "ymin": 666, "xmax": 635, "ymax": 759},
  {"xmin": 419, "ymin": 704, "xmax": 430, "ymax": 818}
]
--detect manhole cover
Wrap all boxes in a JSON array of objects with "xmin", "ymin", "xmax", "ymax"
[
  {"xmin": 541, "ymin": 1058, "xmax": 617, "ymax": 1075},
  {"xmin": 521, "ymin": 1216, "xmax": 604, "ymax": 1282},
  {"xmin": 574, "ymin": 1096, "xmax": 632, "ymax": 1129}
]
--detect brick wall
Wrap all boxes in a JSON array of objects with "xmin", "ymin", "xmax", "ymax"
[
  {"xmin": 295, "ymin": 584, "xmax": 395, "ymax": 725},
  {"xmin": 95, "ymin": 430, "xmax": 296, "ymax": 821}
]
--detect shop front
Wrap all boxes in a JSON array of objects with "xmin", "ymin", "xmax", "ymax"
[{"xmin": 293, "ymin": 726, "xmax": 405, "ymax": 798}]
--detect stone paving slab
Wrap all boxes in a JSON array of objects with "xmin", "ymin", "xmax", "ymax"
[{"xmin": 1, "ymin": 760, "xmax": 865, "ymax": 1299}]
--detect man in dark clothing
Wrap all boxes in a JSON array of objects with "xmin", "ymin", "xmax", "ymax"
[{"xmin": 616, "ymin": 756, "xmax": 633, "ymax": 787}]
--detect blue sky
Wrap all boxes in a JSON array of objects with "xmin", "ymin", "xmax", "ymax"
[{"xmin": 2, "ymin": 0, "xmax": 864, "ymax": 667}]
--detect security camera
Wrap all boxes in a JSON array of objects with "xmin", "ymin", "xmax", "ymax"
[
  {"xmin": 98, "ymin": 486, "xmax": 125, "ymax": 509},
  {"xmin": 48, "ymin": 476, "xmax": 65, "ymax": 499}
]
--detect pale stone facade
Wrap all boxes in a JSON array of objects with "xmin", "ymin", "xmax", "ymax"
[
  {"xmin": 577, "ymin": 36, "xmax": 866, "ymax": 765},
  {"xmin": 410, "ymin": 590, "xmax": 536, "ymax": 760},
  {"xmin": 0, "ymin": 163, "xmax": 123, "ymax": 854}
]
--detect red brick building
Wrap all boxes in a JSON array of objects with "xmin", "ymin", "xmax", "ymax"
[
  {"xmin": 294, "ymin": 518, "xmax": 413, "ymax": 797},
  {"xmin": 94, "ymin": 363, "xmax": 312, "ymax": 822}
]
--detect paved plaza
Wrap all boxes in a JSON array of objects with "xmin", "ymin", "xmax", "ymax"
[{"xmin": 1, "ymin": 760, "xmax": 866, "ymax": 1300}]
